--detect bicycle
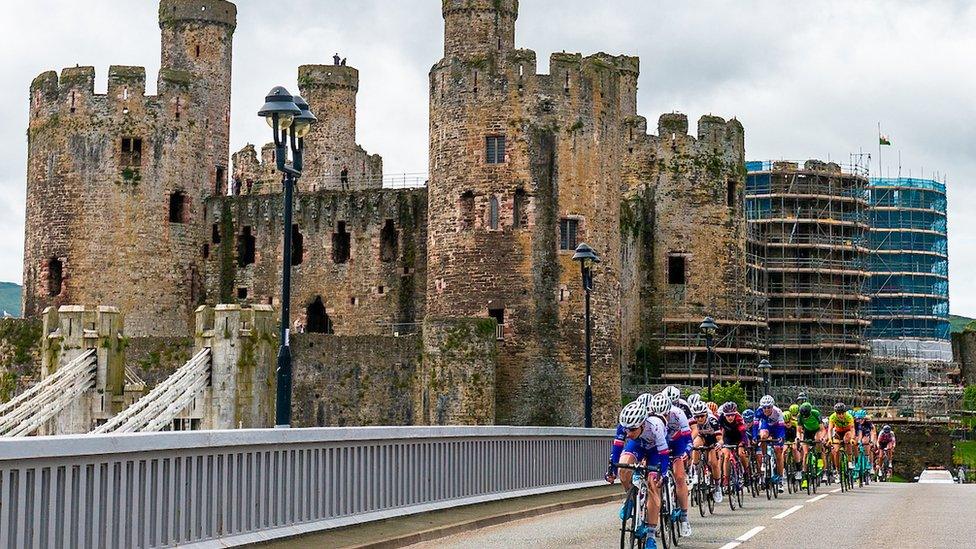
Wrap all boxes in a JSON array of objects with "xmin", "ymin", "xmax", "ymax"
[
  {"xmin": 783, "ymin": 442, "xmax": 799, "ymax": 494},
  {"xmin": 834, "ymin": 441, "xmax": 853, "ymax": 492},
  {"xmin": 721, "ymin": 444, "xmax": 745, "ymax": 511},
  {"xmin": 800, "ymin": 440, "xmax": 821, "ymax": 495},
  {"xmin": 661, "ymin": 471, "xmax": 681, "ymax": 547},
  {"xmin": 877, "ymin": 448, "xmax": 892, "ymax": 482},
  {"xmin": 691, "ymin": 446, "xmax": 716, "ymax": 517},
  {"xmin": 613, "ymin": 462, "xmax": 658, "ymax": 549},
  {"xmin": 746, "ymin": 444, "xmax": 762, "ymax": 498},
  {"xmin": 854, "ymin": 441, "xmax": 871, "ymax": 488}
]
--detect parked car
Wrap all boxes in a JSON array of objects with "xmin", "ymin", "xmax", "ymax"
[{"xmin": 915, "ymin": 468, "xmax": 956, "ymax": 484}]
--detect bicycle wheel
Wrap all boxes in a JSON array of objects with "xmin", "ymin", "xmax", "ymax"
[
  {"xmin": 658, "ymin": 483, "xmax": 670, "ymax": 549},
  {"xmin": 764, "ymin": 452, "xmax": 773, "ymax": 500},
  {"xmin": 620, "ymin": 487, "xmax": 636, "ymax": 549},
  {"xmin": 669, "ymin": 477, "xmax": 681, "ymax": 547},
  {"xmin": 726, "ymin": 468, "xmax": 736, "ymax": 511}
]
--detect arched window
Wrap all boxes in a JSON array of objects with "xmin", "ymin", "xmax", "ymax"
[
  {"xmin": 489, "ymin": 196, "xmax": 500, "ymax": 230},
  {"xmin": 306, "ymin": 296, "xmax": 334, "ymax": 334}
]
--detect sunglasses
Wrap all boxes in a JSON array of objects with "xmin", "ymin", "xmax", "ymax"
[{"xmin": 625, "ymin": 427, "xmax": 641, "ymax": 433}]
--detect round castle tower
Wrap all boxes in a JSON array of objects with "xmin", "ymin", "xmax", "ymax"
[
  {"xmin": 442, "ymin": 0, "xmax": 518, "ymax": 59},
  {"xmin": 23, "ymin": 0, "xmax": 236, "ymax": 336}
]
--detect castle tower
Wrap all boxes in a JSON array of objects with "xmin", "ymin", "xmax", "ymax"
[
  {"xmin": 22, "ymin": 0, "xmax": 236, "ymax": 336},
  {"xmin": 428, "ymin": 0, "xmax": 623, "ymax": 426},
  {"xmin": 297, "ymin": 64, "xmax": 382, "ymax": 191},
  {"xmin": 442, "ymin": 0, "xmax": 518, "ymax": 59}
]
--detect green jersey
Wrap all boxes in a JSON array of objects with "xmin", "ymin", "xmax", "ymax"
[{"xmin": 798, "ymin": 409, "xmax": 822, "ymax": 432}]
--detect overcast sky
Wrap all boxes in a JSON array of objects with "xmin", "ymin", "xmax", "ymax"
[{"xmin": 2, "ymin": 1, "xmax": 974, "ymax": 314}]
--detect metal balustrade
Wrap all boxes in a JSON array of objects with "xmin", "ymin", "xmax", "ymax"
[{"xmin": 0, "ymin": 426, "xmax": 611, "ymax": 548}]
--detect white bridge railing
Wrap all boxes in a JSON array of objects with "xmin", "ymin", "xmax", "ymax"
[
  {"xmin": 0, "ymin": 350, "xmax": 98, "ymax": 438},
  {"xmin": 0, "ymin": 426, "xmax": 611, "ymax": 548}
]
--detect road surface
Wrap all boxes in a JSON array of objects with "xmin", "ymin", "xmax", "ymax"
[{"xmin": 409, "ymin": 482, "xmax": 976, "ymax": 548}]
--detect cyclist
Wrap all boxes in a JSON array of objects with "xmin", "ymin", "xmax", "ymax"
[
  {"xmin": 664, "ymin": 386, "xmax": 695, "ymax": 423},
  {"xmin": 796, "ymin": 391, "xmax": 808, "ymax": 405},
  {"xmin": 876, "ymin": 424, "xmax": 896, "ymax": 477},
  {"xmin": 828, "ymin": 403, "xmax": 855, "ymax": 474},
  {"xmin": 718, "ymin": 402, "xmax": 751, "ymax": 485},
  {"xmin": 742, "ymin": 408, "xmax": 759, "ymax": 460},
  {"xmin": 690, "ymin": 400, "xmax": 723, "ymax": 503},
  {"xmin": 853, "ymin": 409, "xmax": 876, "ymax": 474},
  {"xmin": 756, "ymin": 395, "xmax": 786, "ymax": 490},
  {"xmin": 796, "ymin": 402, "xmax": 824, "ymax": 486},
  {"xmin": 661, "ymin": 391, "xmax": 694, "ymax": 537},
  {"xmin": 783, "ymin": 409, "xmax": 802, "ymax": 481},
  {"xmin": 607, "ymin": 399, "xmax": 670, "ymax": 546}
]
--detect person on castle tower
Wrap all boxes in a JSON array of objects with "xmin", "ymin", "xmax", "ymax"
[
  {"xmin": 333, "ymin": 53, "xmax": 341, "ymax": 65},
  {"xmin": 341, "ymin": 58, "xmax": 347, "ymax": 66}
]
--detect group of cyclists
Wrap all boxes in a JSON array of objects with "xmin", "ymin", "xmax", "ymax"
[{"xmin": 607, "ymin": 387, "xmax": 898, "ymax": 548}]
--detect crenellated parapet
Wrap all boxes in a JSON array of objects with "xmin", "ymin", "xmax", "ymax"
[{"xmin": 159, "ymin": 0, "xmax": 237, "ymax": 29}]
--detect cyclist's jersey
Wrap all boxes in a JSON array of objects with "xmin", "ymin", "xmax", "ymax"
[
  {"xmin": 756, "ymin": 406, "xmax": 785, "ymax": 429},
  {"xmin": 719, "ymin": 412, "xmax": 746, "ymax": 444},
  {"xmin": 674, "ymin": 398, "xmax": 693, "ymax": 420},
  {"xmin": 797, "ymin": 409, "xmax": 823, "ymax": 434},
  {"xmin": 854, "ymin": 419, "xmax": 874, "ymax": 437},
  {"xmin": 665, "ymin": 405, "xmax": 692, "ymax": 441},
  {"xmin": 829, "ymin": 411, "xmax": 855, "ymax": 432},
  {"xmin": 878, "ymin": 432, "xmax": 896, "ymax": 448},
  {"xmin": 745, "ymin": 420, "xmax": 759, "ymax": 443},
  {"xmin": 784, "ymin": 420, "xmax": 797, "ymax": 442},
  {"xmin": 695, "ymin": 412, "xmax": 721, "ymax": 442},
  {"xmin": 609, "ymin": 417, "xmax": 670, "ymax": 474}
]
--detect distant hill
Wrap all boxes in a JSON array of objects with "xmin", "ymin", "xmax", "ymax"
[
  {"xmin": 950, "ymin": 314, "xmax": 974, "ymax": 334},
  {"xmin": 0, "ymin": 283, "xmax": 21, "ymax": 318}
]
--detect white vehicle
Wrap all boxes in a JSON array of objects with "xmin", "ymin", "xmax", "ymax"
[{"xmin": 916, "ymin": 469, "xmax": 955, "ymax": 484}]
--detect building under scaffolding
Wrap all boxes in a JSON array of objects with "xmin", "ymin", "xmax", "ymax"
[{"xmin": 746, "ymin": 160, "xmax": 872, "ymax": 394}]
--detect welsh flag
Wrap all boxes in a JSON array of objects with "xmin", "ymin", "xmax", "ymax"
[{"xmin": 880, "ymin": 134, "xmax": 891, "ymax": 146}]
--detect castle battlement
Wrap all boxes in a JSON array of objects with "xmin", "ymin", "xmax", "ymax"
[
  {"xmin": 637, "ymin": 112, "xmax": 745, "ymax": 157},
  {"xmin": 298, "ymin": 65, "xmax": 358, "ymax": 91},
  {"xmin": 159, "ymin": 0, "xmax": 237, "ymax": 29},
  {"xmin": 442, "ymin": 0, "xmax": 518, "ymax": 17}
]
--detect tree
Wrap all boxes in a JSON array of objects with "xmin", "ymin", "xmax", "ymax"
[
  {"xmin": 964, "ymin": 385, "xmax": 976, "ymax": 411},
  {"xmin": 709, "ymin": 381, "xmax": 748, "ymax": 411}
]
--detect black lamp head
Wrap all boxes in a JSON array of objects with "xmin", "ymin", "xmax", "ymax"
[
  {"xmin": 291, "ymin": 94, "xmax": 318, "ymax": 139},
  {"xmin": 573, "ymin": 243, "xmax": 601, "ymax": 264},
  {"xmin": 699, "ymin": 316, "xmax": 718, "ymax": 334},
  {"xmin": 258, "ymin": 86, "xmax": 302, "ymax": 130}
]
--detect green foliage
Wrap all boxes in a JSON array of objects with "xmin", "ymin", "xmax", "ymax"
[
  {"xmin": 708, "ymin": 381, "xmax": 748, "ymax": 410},
  {"xmin": 0, "ymin": 371, "xmax": 16, "ymax": 403},
  {"xmin": 0, "ymin": 318, "xmax": 42, "ymax": 365},
  {"xmin": 120, "ymin": 167, "xmax": 142, "ymax": 185},
  {"xmin": 963, "ymin": 385, "xmax": 976, "ymax": 411}
]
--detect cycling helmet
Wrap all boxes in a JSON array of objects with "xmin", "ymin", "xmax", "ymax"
[
  {"xmin": 854, "ymin": 409, "xmax": 867, "ymax": 420},
  {"xmin": 789, "ymin": 404, "xmax": 800, "ymax": 416},
  {"xmin": 834, "ymin": 402, "xmax": 847, "ymax": 413},
  {"xmin": 707, "ymin": 401, "xmax": 719, "ymax": 415},
  {"xmin": 619, "ymin": 402, "xmax": 646, "ymax": 429},
  {"xmin": 691, "ymin": 401, "xmax": 709, "ymax": 416},
  {"xmin": 719, "ymin": 401, "xmax": 738, "ymax": 415},
  {"xmin": 799, "ymin": 402, "xmax": 812, "ymax": 417},
  {"xmin": 796, "ymin": 392, "xmax": 807, "ymax": 403},
  {"xmin": 743, "ymin": 409, "xmax": 755, "ymax": 422},
  {"xmin": 649, "ymin": 393, "xmax": 672, "ymax": 416},
  {"xmin": 882, "ymin": 424, "xmax": 892, "ymax": 433},
  {"xmin": 688, "ymin": 393, "xmax": 702, "ymax": 407},
  {"xmin": 760, "ymin": 395, "xmax": 775, "ymax": 408},
  {"xmin": 783, "ymin": 411, "xmax": 793, "ymax": 423},
  {"xmin": 663, "ymin": 386, "xmax": 681, "ymax": 404},
  {"xmin": 635, "ymin": 393, "xmax": 652, "ymax": 414}
]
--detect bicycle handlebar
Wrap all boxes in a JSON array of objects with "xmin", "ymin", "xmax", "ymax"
[{"xmin": 612, "ymin": 462, "xmax": 661, "ymax": 473}]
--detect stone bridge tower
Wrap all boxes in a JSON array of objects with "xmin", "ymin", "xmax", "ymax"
[
  {"xmin": 22, "ymin": 0, "xmax": 236, "ymax": 337},
  {"xmin": 427, "ymin": 0, "xmax": 623, "ymax": 426}
]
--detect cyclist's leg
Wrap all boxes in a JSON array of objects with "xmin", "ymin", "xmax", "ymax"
[
  {"xmin": 671, "ymin": 438, "xmax": 691, "ymax": 518},
  {"xmin": 619, "ymin": 448, "xmax": 639, "ymax": 491}
]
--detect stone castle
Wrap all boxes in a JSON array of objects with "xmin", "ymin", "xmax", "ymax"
[{"xmin": 22, "ymin": 0, "xmax": 760, "ymax": 426}]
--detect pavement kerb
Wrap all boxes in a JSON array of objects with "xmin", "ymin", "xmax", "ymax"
[{"xmin": 346, "ymin": 487, "xmax": 626, "ymax": 548}]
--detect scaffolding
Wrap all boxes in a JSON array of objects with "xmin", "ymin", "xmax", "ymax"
[{"xmin": 746, "ymin": 160, "xmax": 871, "ymax": 393}]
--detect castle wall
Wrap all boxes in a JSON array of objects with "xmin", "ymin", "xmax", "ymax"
[
  {"xmin": 621, "ymin": 113, "xmax": 766, "ymax": 386},
  {"xmin": 427, "ymin": 0, "xmax": 624, "ymax": 426},
  {"xmin": 203, "ymin": 188, "xmax": 427, "ymax": 336},
  {"xmin": 23, "ymin": 0, "xmax": 236, "ymax": 337}
]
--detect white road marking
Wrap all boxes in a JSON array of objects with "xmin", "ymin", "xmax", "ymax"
[
  {"xmin": 718, "ymin": 543, "xmax": 741, "ymax": 549},
  {"xmin": 830, "ymin": 488, "xmax": 842, "ymax": 493},
  {"xmin": 736, "ymin": 526, "xmax": 766, "ymax": 541},
  {"xmin": 806, "ymin": 494, "xmax": 829, "ymax": 503},
  {"xmin": 773, "ymin": 505, "xmax": 803, "ymax": 519}
]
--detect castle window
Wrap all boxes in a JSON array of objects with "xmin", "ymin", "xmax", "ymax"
[
  {"xmin": 489, "ymin": 308, "xmax": 505, "ymax": 340},
  {"xmin": 120, "ymin": 137, "xmax": 142, "ymax": 167},
  {"xmin": 668, "ymin": 254, "xmax": 687, "ymax": 285},
  {"xmin": 168, "ymin": 191, "xmax": 187, "ymax": 223},
  {"xmin": 215, "ymin": 166, "xmax": 226, "ymax": 196},
  {"xmin": 459, "ymin": 191, "xmax": 475, "ymax": 230},
  {"xmin": 211, "ymin": 223, "xmax": 221, "ymax": 244},
  {"xmin": 564, "ymin": 71, "xmax": 571, "ymax": 93},
  {"xmin": 175, "ymin": 97, "xmax": 182, "ymax": 120},
  {"xmin": 473, "ymin": 71, "xmax": 478, "ymax": 94},
  {"xmin": 237, "ymin": 287, "xmax": 248, "ymax": 300},
  {"xmin": 489, "ymin": 196, "xmax": 500, "ymax": 230},
  {"xmin": 486, "ymin": 135, "xmax": 505, "ymax": 164},
  {"xmin": 380, "ymin": 219, "xmax": 399, "ymax": 262},
  {"xmin": 559, "ymin": 218, "xmax": 579, "ymax": 251},
  {"xmin": 202, "ymin": 244, "xmax": 210, "ymax": 259},
  {"xmin": 238, "ymin": 227, "xmax": 256, "ymax": 266},
  {"xmin": 46, "ymin": 258, "xmax": 63, "ymax": 297},
  {"xmin": 513, "ymin": 188, "xmax": 526, "ymax": 228},
  {"xmin": 291, "ymin": 224, "xmax": 304, "ymax": 266},
  {"xmin": 306, "ymin": 296, "xmax": 334, "ymax": 334},
  {"xmin": 332, "ymin": 221, "xmax": 351, "ymax": 264},
  {"xmin": 195, "ymin": 45, "xmax": 201, "ymax": 58},
  {"xmin": 727, "ymin": 179, "xmax": 736, "ymax": 208},
  {"xmin": 340, "ymin": 168, "xmax": 349, "ymax": 189},
  {"xmin": 70, "ymin": 92, "xmax": 76, "ymax": 114},
  {"xmin": 377, "ymin": 285, "xmax": 386, "ymax": 295}
]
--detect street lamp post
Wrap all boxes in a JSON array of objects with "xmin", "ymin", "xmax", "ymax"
[
  {"xmin": 699, "ymin": 316, "xmax": 717, "ymax": 401},
  {"xmin": 573, "ymin": 243, "xmax": 600, "ymax": 428},
  {"xmin": 758, "ymin": 358, "xmax": 771, "ymax": 398},
  {"xmin": 258, "ymin": 87, "xmax": 317, "ymax": 428}
]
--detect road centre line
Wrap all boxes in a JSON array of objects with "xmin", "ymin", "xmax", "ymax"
[
  {"xmin": 772, "ymin": 505, "xmax": 803, "ymax": 519},
  {"xmin": 736, "ymin": 526, "xmax": 766, "ymax": 542},
  {"xmin": 830, "ymin": 488, "xmax": 842, "ymax": 493},
  {"xmin": 806, "ymin": 494, "xmax": 829, "ymax": 503}
]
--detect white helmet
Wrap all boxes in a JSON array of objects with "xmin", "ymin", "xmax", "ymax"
[
  {"xmin": 635, "ymin": 393, "xmax": 653, "ymax": 414},
  {"xmin": 663, "ymin": 386, "xmax": 681, "ymax": 404},
  {"xmin": 760, "ymin": 395, "xmax": 775, "ymax": 408},
  {"xmin": 649, "ymin": 393, "xmax": 671, "ymax": 415},
  {"xmin": 688, "ymin": 393, "xmax": 702, "ymax": 407},
  {"xmin": 691, "ymin": 401, "xmax": 708, "ymax": 416},
  {"xmin": 619, "ymin": 401, "xmax": 647, "ymax": 429}
]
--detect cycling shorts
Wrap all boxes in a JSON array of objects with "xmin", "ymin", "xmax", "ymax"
[
  {"xmin": 785, "ymin": 426, "xmax": 797, "ymax": 441},
  {"xmin": 831, "ymin": 428, "xmax": 853, "ymax": 443},
  {"xmin": 802, "ymin": 428, "xmax": 819, "ymax": 442},
  {"xmin": 762, "ymin": 425, "xmax": 786, "ymax": 446},
  {"xmin": 669, "ymin": 434, "xmax": 693, "ymax": 460},
  {"xmin": 622, "ymin": 438, "xmax": 667, "ymax": 473},
  {"xmin": 701, "ymin": 433, "xmax": 719, "ymax": 447}
]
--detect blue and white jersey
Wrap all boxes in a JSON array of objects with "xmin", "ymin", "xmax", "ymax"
[
  {"xmin": 665, "ymin": 405, "xmax": 693, "ymax": 441},
  {"xmin": 674, "ymin": 398, "xmax": 693, "ymax": 420},
  {"xmin": 756, "ymin": 406, "xmax": 785, "ymax": 429}
]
